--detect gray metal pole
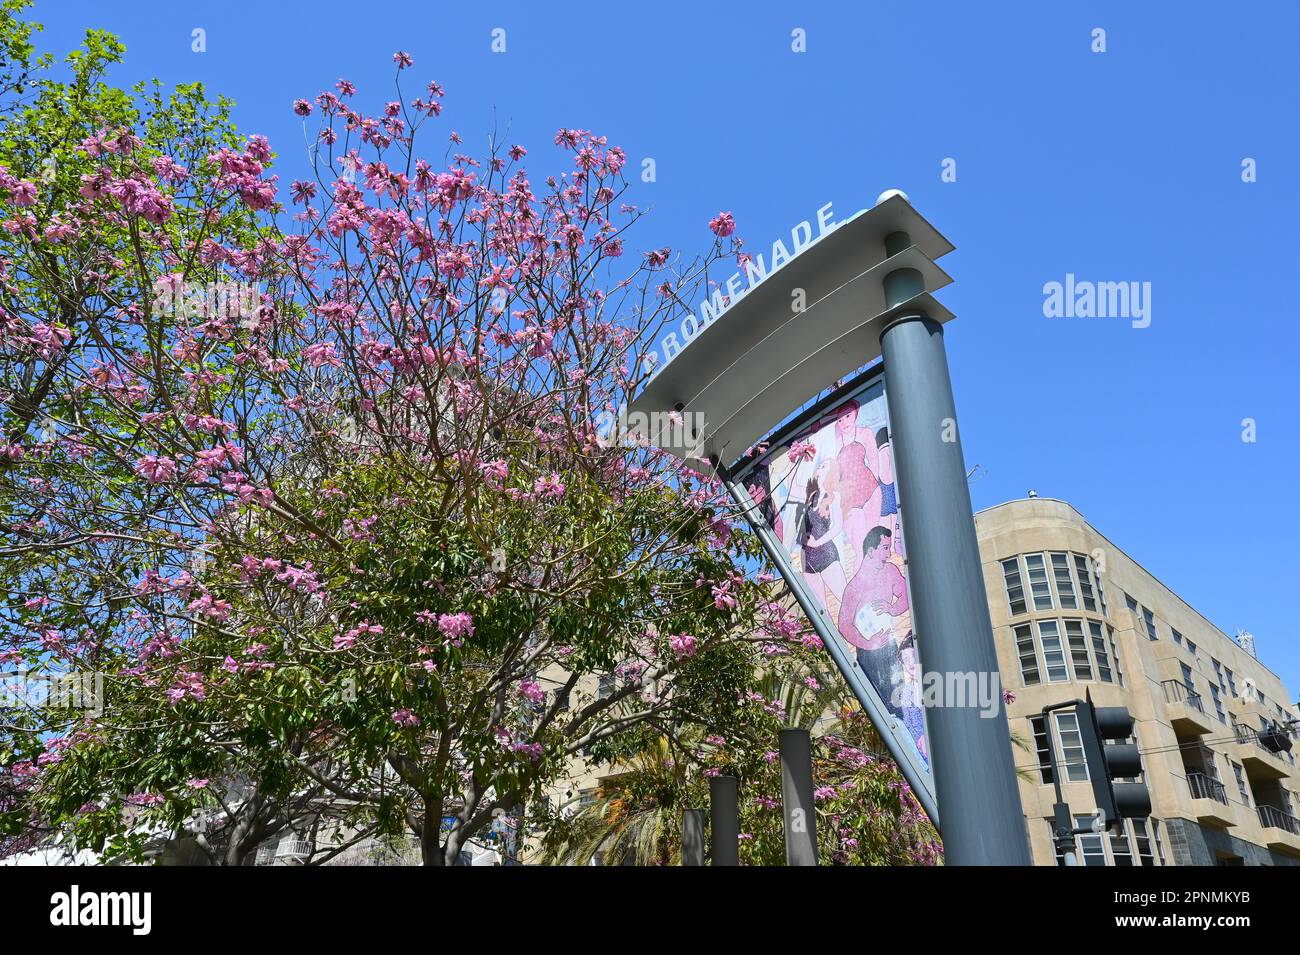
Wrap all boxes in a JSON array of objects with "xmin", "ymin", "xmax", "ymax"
[
  {"xmin": 681, "ymin": 809, "xmax": 706, "ymax": 866},
  {"xmin": 779, "ymin": 728, "xmax": 819, "ymax": 865},
  {"xmin": 877, "ymin": 251, "xmax": 1031, "ymax": 866},
  {"xmin": 709, "ymin": 775, "xmax": 740, "ymax": 866}
]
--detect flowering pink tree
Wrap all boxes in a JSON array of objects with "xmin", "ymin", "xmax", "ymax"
[{"xmin": 1, "ymin": 14, "xmax": 831, "ymax": 865}]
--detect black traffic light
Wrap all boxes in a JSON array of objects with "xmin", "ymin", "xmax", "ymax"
[{"xmin": 1076, "ymin": 690, "xmax": 1151, "ymax": 826}]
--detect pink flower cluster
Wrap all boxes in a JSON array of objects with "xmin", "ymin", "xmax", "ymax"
[
  {"xmin": 669, "ymin": 633, "xmax": 697, "ymax": 658},
  {"xmin": 437, "ymin": 612, "xmax": 474, "ymax": 644},
  {"xmin": 335, "ymin": 620, "xmax": 384, "ymax": 650},
  {"xmin": 134, "ymin": 454, "xmax": 179, "ymax": 484},
  {"xmin": 392, "ymin": 708, "xmax": 420, "ymax": 727}
]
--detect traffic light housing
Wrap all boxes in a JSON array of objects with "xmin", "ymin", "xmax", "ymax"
[{"xmin": 1077, "ymin": 690, "xmax": 1151, "ymax": 826}]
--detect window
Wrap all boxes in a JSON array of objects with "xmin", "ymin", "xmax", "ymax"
[
  {"xmin": 1180, "ymin": 663, "xmax": 1196, "ymax": 695},
  {"xmin": 1024, "ymin": 554, "xmax": 1053, "ymax": 610},
  {"xmin": 1051, "ymin": 553, "xmax": 1077, "ymax": 609},
  {"xmin": 1212, "ymin": 658, "xmax": 1223, "ymax": 685},
  {"xmin": 1029, "ymin": 715, "xmax": 1054, "ymax": 784},
  {"xmin": 1225, "ymin": 667, "xmax": 1237, "ymax": 697},
  {"xmin": 1210, "ymin": 685, "xmax": 1226, "ymax": 723},
  {"xmin": 1109, "ymin": 827, "xmax": 1135, "ymax": 866},
  {"xmin": 1015, "ymin": 623, "xmax": 1040, "ymax": 686},
  {"xmin": 1088, "ymin": 620, "xmax": 1114, "ymax": 683},
  {"xmin": 1054, "ymin": 711, "xmax": 1089, "ymax": 782},
  {"xmin": 1124, "ymin": 593, "xmax": 1158, "ymax": 639},
  {"xmin": 1171, "ymin": 628, "xmax": 1183, "ymax": 646},
  {"xmin": 597, "ymin": 674, "xmax": 615, "ymax": 699},
  {"xmin": 1037, "ymin": 620, "xmax": 1069, "ymax": 683},
  {"xmin": 1151, "ymin": 819, "xmax": 1166, "ymax": 865},
  {"xmin": 1131, "ymin": 819, "xmax": 1158, "ymax": 866},
  {"xmin": 1231, "ymin": 762, "xmax": 1249, "ymax": 806},
  {"xmin": 578, "ymin": 788, "xmax": 598, "ymax": 808},
  {"xmin": 1002, "ymin": 558, "xmax": 1027, "ymax": 616},
  {"xmin": 1142, "ymin": 607, "xmax": 1158, "ymax": 641},
  {"xmin": 1186, "ymin": 639, "xmax": 1197, "ymax": 657},
  {"xmin": 1074, "ymin": 554, "xmax": 1098, "ymax": 612},
  {"xmin": 1064, "ymin": 619, "xmax": 1094, "ymax": 681},
  {"xmin": 1075, "ymin": 815, "xmax": 1106, "ymax": 866},
  {"xmin": 1058, "ymin": 818, "xmax": 1158, "ymax": 866}
]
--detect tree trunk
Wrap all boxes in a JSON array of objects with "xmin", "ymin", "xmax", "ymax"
[{"xmin": 421, "ymin": 794, "xmax": 444, "ymax": 865}]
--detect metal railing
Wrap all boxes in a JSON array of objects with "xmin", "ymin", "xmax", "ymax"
[
  {"xmin": 1162, "ymin": 680, "xmax": 1205, "ymax": 713},
  {"xmin": 276, "ymin": 838, "xmax": 314, "ymax": 860},
  {"xmin": 1185, "ymin": 772, "xmax": 1228, "ymax": 805},
  {"xmin": 1256, "ymin": 805, "xmax": 1300, "ymax": 835}
]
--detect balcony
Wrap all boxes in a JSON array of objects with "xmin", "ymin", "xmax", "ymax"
[
  {"xmin": 276, "ymin": 838, "xmax": 314, "ymax": 862},
  {"xmin": 1230, "ymin": 722, "xmax": 1292, "ymax": 781},
  {"xmin": 1185, "ymin": 772, "xmax": 1236, "ymax": 828},
  {"xmin": 1255, "ymin": 805, "xmax": 1300, "ymax": 856},
  {"xmin": 1162, "ymin": 680, "xmax": 1215, "ymax": 736},
  {"xmin": 254, "ymin": 837, "xmax": 314, "ymax": 865},
  {"xmin": 1256, "ymin": 804, "xmax": 1299, "ymax": 834}
]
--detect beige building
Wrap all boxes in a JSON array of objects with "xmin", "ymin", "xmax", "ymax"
[{"xmin": 977, "ymin": 497, "xmax": 1300, "ymax": 866}]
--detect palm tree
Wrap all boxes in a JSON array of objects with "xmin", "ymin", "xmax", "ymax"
[{"xmin": 536, "ymin": 734, "xmax": 695, "ymax": 865}]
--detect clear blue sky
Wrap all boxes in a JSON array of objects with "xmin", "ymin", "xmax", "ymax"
[{"xmin": 36, "ymin": 1, "xmax": 1300, "ymax": 690}]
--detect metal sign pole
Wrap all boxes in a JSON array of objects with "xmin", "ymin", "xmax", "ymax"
[
  {"xmin": 876, "ymin": 250, "xmax": 1031, "ymax": 865},
  {"xmin": 716, "ymin": 461, "xmax": 940, "ymax": 826},
  {"xmin": 779, "ymin": 728, "xmax": 819, "ymax": 865},
  {"xmin": 681, "ymin": 809, "xmax": 706, "ymax": 866}
]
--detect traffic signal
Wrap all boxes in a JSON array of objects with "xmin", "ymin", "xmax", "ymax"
[{"xmin": 1076, "ymin": 690, "xmax": 1151, "ymax": 826}]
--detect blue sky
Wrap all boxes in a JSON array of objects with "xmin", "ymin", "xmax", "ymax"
[{"xmin": 37, "ymin": 1, "xmax": 1300, "ymax": 689}]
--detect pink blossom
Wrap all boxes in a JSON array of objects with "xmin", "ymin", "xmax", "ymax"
[
  {"xmin": 711, "ymin": 581, "xmax": 737, "ymax": 610},
  {"xmin": 788, "ymin": 440, "xmax": 815, "ymax": 464},
  {"xmin": 709, "ymin": 211, "xmax": 736, "ymax": 238},
  {"xmin": 478, "ymin": 458, "xmax": 508, "ymax": 488},
  {"xmin": 518, "ymin": 680, "xmax": 544, "ymax": 704},
  {"xmin": 437, "ymin": 612, "xmax": 474, "ymax": 643},
  {"xmin": 392, "ymin": 708, "xmax": 420, "ymax": 727},
  {"xmin": 187, "ymin": 593, "xmax": 231, "ymax": 622},
  {"xmin": 336, "ymin": 620, "xmax": 384, "ymax": 649},
  {"xmin": 533, "ymin": 473, "xmax": 565, "ymax": 499},
  {"xmin": 669, "ymin": 633, "xmax": 697, "ymax": 658},
  {"xmin": 393, "ymin": 51, "xmax": 413, "ymax": 69}
]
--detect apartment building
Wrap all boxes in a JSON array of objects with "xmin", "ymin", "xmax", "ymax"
[{"xmin": 977, "ymin": 497, "xmax": 1299, "ymax": 866}]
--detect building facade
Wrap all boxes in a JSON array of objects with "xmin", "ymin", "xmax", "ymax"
[{"xmin": 976, "ymin": 497, "xmax": 1300, "ymax": 866}]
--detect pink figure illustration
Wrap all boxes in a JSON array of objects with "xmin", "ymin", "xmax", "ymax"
[
  {"xmin": 825, "ymin": 401, "xmax": 882, "ymax": 575},
  {"xmin": 838, "ymin": 525, "xmax": 908, "ymax": 651}
]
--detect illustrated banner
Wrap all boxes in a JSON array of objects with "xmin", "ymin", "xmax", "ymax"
[{"xmin": 740, "ymin": 376, "xmax": 929, "ymax": 770}]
